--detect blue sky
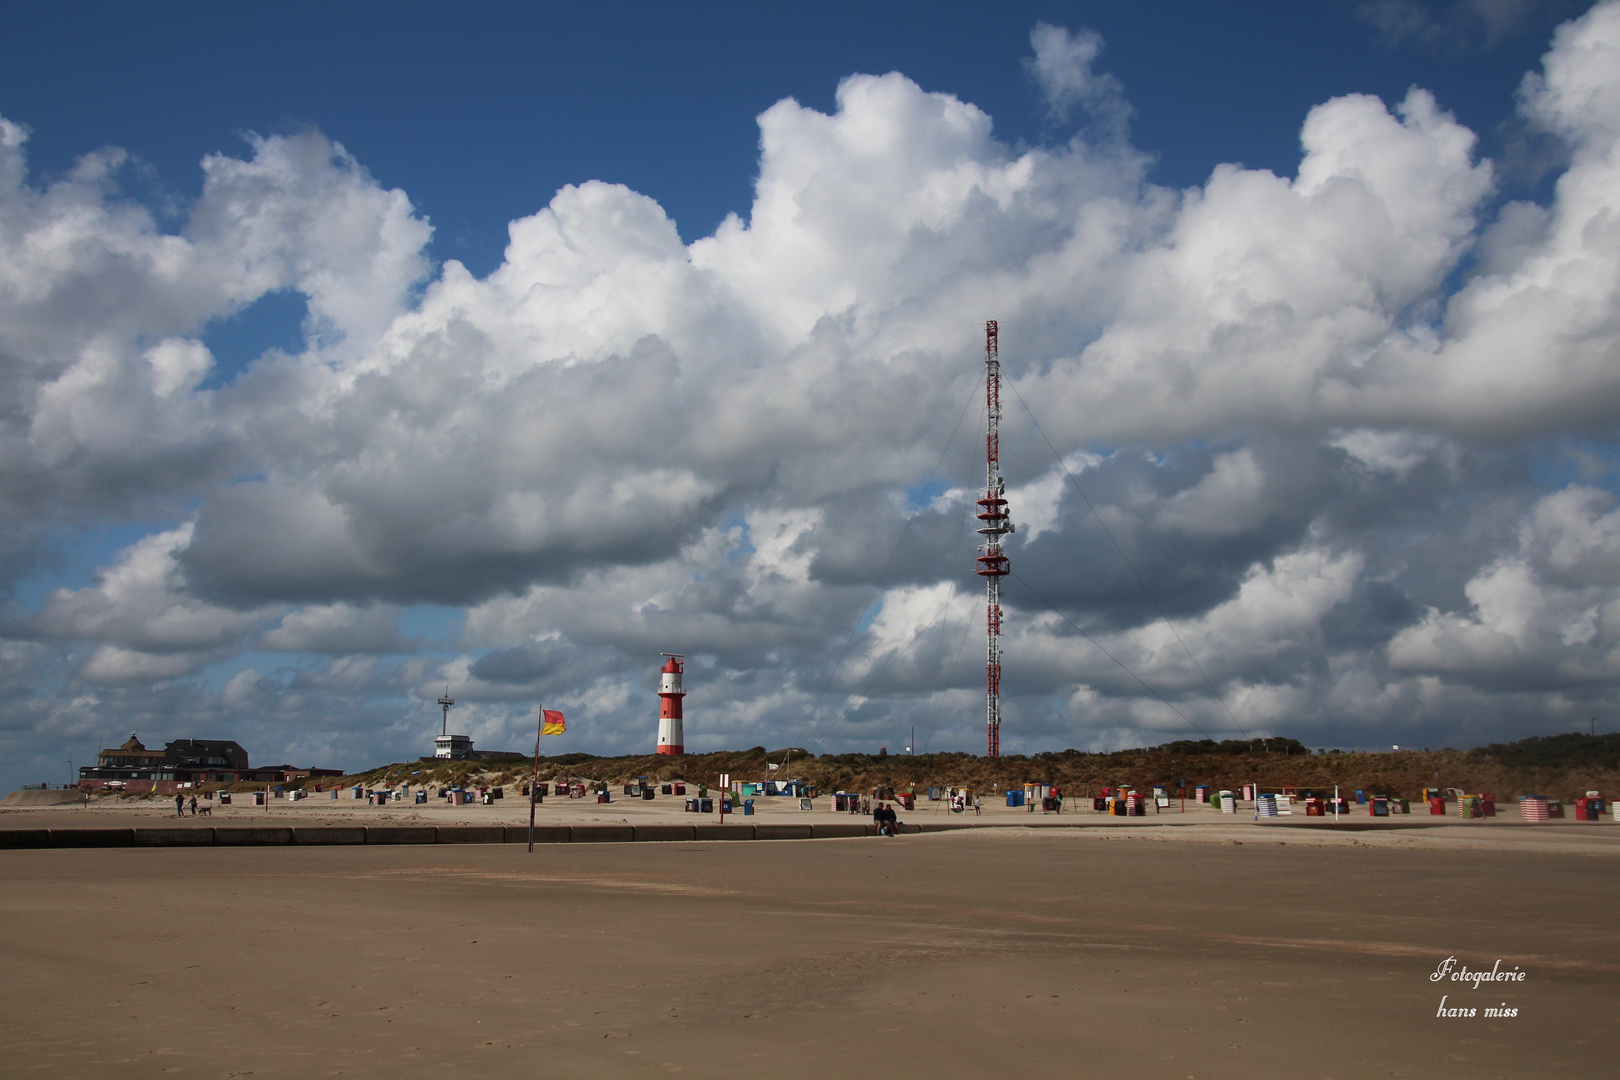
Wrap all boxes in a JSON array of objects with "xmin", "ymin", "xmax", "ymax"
[
  {"xmin": 0, "ymin": 0, "xmax": 1617, "ymax": 791},
  {"xmin": 2, "ymin": 2, "xmax": 1577, "ymax": 268}
]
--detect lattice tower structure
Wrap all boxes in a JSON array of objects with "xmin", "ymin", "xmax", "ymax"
[{"xmin": 974, "ymin": 320, "xmax": 1012, "ymax": 758}]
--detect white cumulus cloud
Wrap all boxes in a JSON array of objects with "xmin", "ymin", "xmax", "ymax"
[{"xmin": 2, "ymin": 5, "xmax": 1620, "ymax": 778}]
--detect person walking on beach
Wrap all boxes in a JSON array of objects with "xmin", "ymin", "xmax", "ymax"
[
  {"xmin": 974, "ymin": 795, "xmax": 982, "ymax": 816},
  {"xmin": 189, "ymin": 795, "xmax": 198, "ymax": 816},
  {"xmin": 174, "ymin": 793, "xmax": 185, "ymax": 817}
]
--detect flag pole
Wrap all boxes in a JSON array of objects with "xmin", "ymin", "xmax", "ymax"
[{"xmin": 528, "ymin": 703, "xmax": 543, "ymax": 853}]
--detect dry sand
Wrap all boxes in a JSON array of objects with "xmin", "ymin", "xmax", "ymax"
[
  {"xmin": 1, "ymin": 790, "xmax": 1581, "ymax": 828},
  {"xmin": 6, "ymin": 791, "xmax": 1258, "ymax": 829},
  {"xmin": 0, "ymin": 811, "xmax": 1615, "ymax": 1077}
]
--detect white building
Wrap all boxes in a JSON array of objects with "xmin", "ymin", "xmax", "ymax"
[{"xmin": 434, "ymin": 734, "xmax": 473, "ymax": 760}]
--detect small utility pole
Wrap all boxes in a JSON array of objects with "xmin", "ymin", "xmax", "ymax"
[{"xmin": 527, "ymin": 704, "xmax": 544, "ymax": 853}]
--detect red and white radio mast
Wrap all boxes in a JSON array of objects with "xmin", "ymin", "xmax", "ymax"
[{"xmin": 974, "ymin": 321, "xmax": 1013, "ymax": 758}]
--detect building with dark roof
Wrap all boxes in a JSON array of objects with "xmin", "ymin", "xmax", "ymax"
[
  {"xmin": 163, "ymin": 738, "xmax": 251, "ymax": 771},
  {"xmin": 77, "ymin": 734, "xmax": 342, "ymax": 793}
]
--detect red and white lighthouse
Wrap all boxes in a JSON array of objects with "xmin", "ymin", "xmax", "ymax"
[{"xmin": 656, "ymin": 653, "xmax": 685, "ymax": 755}]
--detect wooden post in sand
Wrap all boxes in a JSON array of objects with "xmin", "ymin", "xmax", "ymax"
[{"xmin": 527, "ymin": 704, "xmax": 543, "ymax": 853}]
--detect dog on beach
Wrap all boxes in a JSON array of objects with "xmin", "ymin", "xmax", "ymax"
[{"xmin": 197, "ymin": 805, "xmax": 212, "ymax": 817}]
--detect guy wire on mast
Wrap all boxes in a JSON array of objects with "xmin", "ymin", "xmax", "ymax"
[{"xmin": 974, "ymin": 321, "xmax": 1013, "ymax": 758}]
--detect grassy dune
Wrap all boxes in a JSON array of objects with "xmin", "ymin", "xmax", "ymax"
[{"xmin": 306, "ymin": 733, "xmax": 1620, "ymax": 802}]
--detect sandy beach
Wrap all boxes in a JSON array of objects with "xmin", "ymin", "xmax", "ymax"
[
  {"xmin": 1, "ymin": 808, "xmax": 1614, "ymax": 1078},
  {"xmin": 4, "ymin": 788, "xmax": 1592, "ymax": 830}
]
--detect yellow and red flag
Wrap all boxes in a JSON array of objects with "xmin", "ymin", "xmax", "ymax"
[{"xmin": 541, "ymin": 709, "xmax": 566, "ymax": 735}]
